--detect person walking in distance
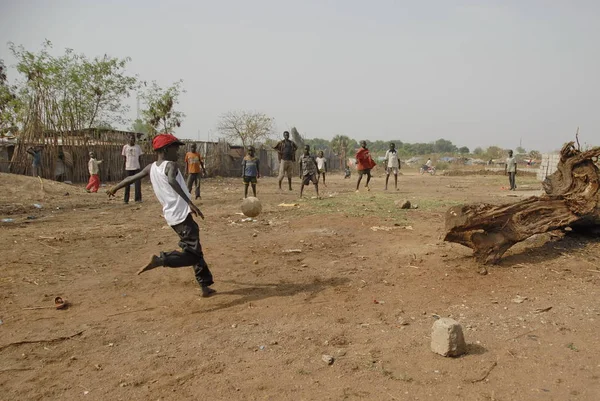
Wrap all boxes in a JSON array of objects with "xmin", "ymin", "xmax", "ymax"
[
  {"xmin": 273, "ymin": 131, "xmax": 298, "ymax": 191},
  {"xmin": 505, "ymin": 149, "xmax": 517, "ymax": 190},
  {"xmin": 122, "ymin": 134, "xmax": 143, "ymax": 204},
  {"xmin": 107, "ymin": 133, "xmax": 215, "ymax": 298},
  {"xmin": 384, "ymin": 143, "xmax": 401, "ymax": 190},
  {"xmin": 185, "ymin": 143, "xmax": 205, "ymax": 200}
]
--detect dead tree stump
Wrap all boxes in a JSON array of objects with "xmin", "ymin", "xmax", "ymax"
[{"xmin": 444, "ymin": 142, "xmax": 600, "ymax": 264}]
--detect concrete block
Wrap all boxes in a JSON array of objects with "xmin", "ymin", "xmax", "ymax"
[{"xmin": 431, "ymin": 318, "xmax": 467, "ymax": 357}]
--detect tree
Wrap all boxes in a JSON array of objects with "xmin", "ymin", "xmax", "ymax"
[
  {"xmin": 473, "ymin": 147, "xmax": 484, "ymax": 156},
  {"xmin": 434, "ymin": 138, "xmax": 457, "ymax": 153},
  {"xmin": 458, "ymin": 146, "xmax": 470, "ymax": 154},
  {"xmin": 217, "ymin": 110, "xmax": 274, "ymax": 148},
  {"xmin": 485, "ymin": 146, "xmax": 504, "ymax": 160},
  {"xmin": 516, "ymin": 146, "xmax": 526, "ymax": 154},
  {"xmin": 304, "ymin": 137, "xmax": 330, "ymax": 152},
  {"xmin": 131, "ymin": 118, "xmax": 153, "ymax": 135},
  {"xmin": 139, "ymin": 80, "xmax": 185, "ymax": 134},
  {"xmin": 0, "ymin": 59, "xmax": 21, "ymax": 134},
  {"xmin": 330, "ymin": 135, "xmax": 353, "ymax": 167},
  {"xmin": 9, "ymin": 40, "xmax": 137, "ymax": 134}
]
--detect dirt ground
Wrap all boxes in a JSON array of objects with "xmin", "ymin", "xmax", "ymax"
[{"xmin": 1, "ymin": 169, "xmax": 599, "ymax": 401}]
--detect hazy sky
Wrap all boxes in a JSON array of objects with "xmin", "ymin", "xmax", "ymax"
[{"xmin": 1, "ymin": 0, "xmax": 599, "ymax": 151}]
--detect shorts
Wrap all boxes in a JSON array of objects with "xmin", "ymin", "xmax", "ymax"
[
  {"xmin": 302, "ymin": 174, "xmax": 318, "ymax": 185},
  {"xmin": 243, "ymin": 176, "xmax": 257, "ymax": 184},
  {"xmin": 318, "ymin": 169, "xmax": 326, "ymax": 174},
  {"xmin": 278, "ymin": 160, "xmax": 294, "ymax": 179},
  {"xmin": 358, "ymin": 168, "xmax": 371, "ymax": 176},
  {"xmin": 386, "ymin": 167, "xmax": 399, "ymax": 175}
]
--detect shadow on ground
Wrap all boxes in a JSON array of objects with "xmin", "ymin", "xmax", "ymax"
[{"xmin": 193, "ymin": 277, "xmax": 350, "ymax": 313}]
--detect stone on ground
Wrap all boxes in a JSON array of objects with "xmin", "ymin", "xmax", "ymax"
[
  {"xmin": 431, "ymin": 318, "xmax": 467, "ymax": 357},
  {"xmin": 395, "ymin": 199, "xmax": 411, "ymax": 209}
]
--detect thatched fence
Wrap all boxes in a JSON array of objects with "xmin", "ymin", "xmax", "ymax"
[{"xmin": 6, "ymin": 129, "xmax": 282, "ymax": 183}]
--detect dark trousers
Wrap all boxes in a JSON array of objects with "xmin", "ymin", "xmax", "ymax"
[
  {"xmin": 160, "ymin": 214, "xmax": 213, "ymax": 287},
  {"xmin": 186, "ymin": 173, "xmax": 201, "ymax": 199},
  {"xmin": 508, "ymin": 172, "xmax": 516, "ymax": 190},
  {"xmin": 124, "ymin": 169, "xmax": 142, "ymax": 203}
]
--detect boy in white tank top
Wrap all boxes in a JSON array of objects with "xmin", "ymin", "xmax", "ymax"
[{"xmin": 107, "ymin": 133, "xmax": 215, "ymax": 297}]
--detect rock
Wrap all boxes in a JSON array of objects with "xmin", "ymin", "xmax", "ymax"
[
  {"xmin": 431, "ymin": 318, "xmax": 467, "ymax": 357},
  {"xmin": 395, "ymin": 200, "xmax": 411, "ymax": 209},
  {"xmin": 512, "ymin": 295, "xmax": 528, "ymax": 304},
  {"xmin": 322, "ymin": 354, "xmax": 334, "ymax": 365}
]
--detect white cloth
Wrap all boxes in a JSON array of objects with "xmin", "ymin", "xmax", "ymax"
[
  {"xmin": 88, "ymin": 158, "xmax": 102, "ymax": 175},
  {"xmin": 315, "ymin": 157, "xmax": 327, "ymax": 171},
  {"xmin": 122, "ymin": 144, "xmax": 143, "ymax": 170},
  {"xmin": 426, "ymin": 159, "xmax": 432, "ymax": 167},
  {"xmin": 506, "ymin": 157, "xmax": 517, "ymax": 173},
  {"xmin": 385, "ymin": 150, "xmax": 399, "ymax": 168},
  {"xmin": 150, "ymin": 161, "xmax": 191, "ymax": 226}
]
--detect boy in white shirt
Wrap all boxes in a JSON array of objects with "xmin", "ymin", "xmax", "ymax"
[
  {"xmin": 121, "ymin": 134, "xmax": 143, "ymax": 204},
  {"xmin": 86, "ymin": 151, "xmax": 103, "ymax": 193},
  {"xmin": 383, "ymin": 143, "xmax": 401, "ymax": 190},
  {"xmin": 107, "ymin": 133, "xmax": 215, "ymax": 297},
  {"xmin": 315, "ymin": 151, "xmax": 328, "ymax": 187},
  {"xmin": 505, "ymin": 149, "xmax": 517, "ymax": 190}
]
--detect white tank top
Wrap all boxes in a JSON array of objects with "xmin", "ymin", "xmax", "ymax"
[{"xmin": 150, "ymin": 161, "xmax": 191, "ymax": 226}]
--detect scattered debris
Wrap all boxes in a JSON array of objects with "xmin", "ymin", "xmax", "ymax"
[
  {"xmin": 533, "ymin": 306, "xmax": 552, "ymax": 314},
  {"xmin": 33, "ymin": 203, "xmax": 42, "ymax": 209},
  {"xmin": 1, "ymin": 218, "xmax": 15, "ymax": 223},
  {"xmin": 0, "ymin": 330, "xmax": 85, "ymax": 351},
  {"xmin": 471, "ymin": 361, "xmax": 498, "ymax": 383},
  {"xmin": 370, "ymin": 226, "xmax": 396, "ymax": 232},
  {"xmin": 282, "ymin": 249, "xmax": 302, "ymax": 254},
  {"xmin": 512, "ymin": 295, "xmax": 528, "ymax": 304},
  {"xmin": 23, "ymin": 296, "xmax": 69, "ymax": 310},
  {"xmin": 322, "ymin": 354, "xmax": 334, "ymax": 365},
  {"xmin": 278, "ymin": 203, "xmax": 299, "ymax": 207},
  {"xmin": 567, "ymin": 343, "xmax": 579, "ymax": 352}
]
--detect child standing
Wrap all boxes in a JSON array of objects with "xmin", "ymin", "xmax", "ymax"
[
  {"xmin": 315, "ymin": 150, "xmax": 328, "ymax": 187},
  {"xmin": 299, "ymin": 145, "xmax": 319, "ymax": 198},
  {"xmin": 106, "ymin": 133, "xmax": 215, "ymax": 298},
  {"xmin": 505, "ymin": 149, "xmax": 517, "ymax": 190},
  {"xmin": 241, "ymin": 146, "xmax": 260, "ymax": 198},
  {"xmin": 185, "ymin": 143, "xmax": 205, "ymax": 199},
  {"xmin": 86, "ymin": 151, "xmax": 103, "ymax": 193}
]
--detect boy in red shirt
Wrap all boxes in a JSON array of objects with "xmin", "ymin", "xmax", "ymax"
[{"xmin": 355, "ymin": 140, "xmax": 375, "ymax": 192}]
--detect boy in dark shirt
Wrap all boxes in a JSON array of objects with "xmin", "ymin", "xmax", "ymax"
[
  {"xmin": 299, "ymin": 145, "xmax": 319, "ymax": 198},
  {"xmin": 241, "ymin": 146, "xmax": 260, "ymax": 198}
]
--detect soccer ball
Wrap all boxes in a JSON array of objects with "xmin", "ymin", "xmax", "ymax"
[{"xmin": 241, "ymin": 197, "xmax": 262, "ymax": 218}]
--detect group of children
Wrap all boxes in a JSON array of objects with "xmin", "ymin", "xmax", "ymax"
[{"xmin": 241, "ymin": 145, "xmax": 328, "ymax": 199}]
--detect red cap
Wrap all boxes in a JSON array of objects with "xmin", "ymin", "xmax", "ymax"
[{"xmin": 152, "ymin": 133, "xmax": 184, "ymax": 150}]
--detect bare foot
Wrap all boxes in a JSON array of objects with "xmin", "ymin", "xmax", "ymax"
[{"xmin": 137, "ymin": 255, "xmax": 162, "ymax": 275}]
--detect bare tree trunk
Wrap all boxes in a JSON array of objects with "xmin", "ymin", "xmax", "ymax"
[{"xmin": 444, "ymin": 142, "xmax": 600, "ymax": 265}]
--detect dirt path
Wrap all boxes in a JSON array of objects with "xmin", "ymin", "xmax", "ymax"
[{"xmin": 1, "ymin": 171, "xmax": 599, "ymax": 400}]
